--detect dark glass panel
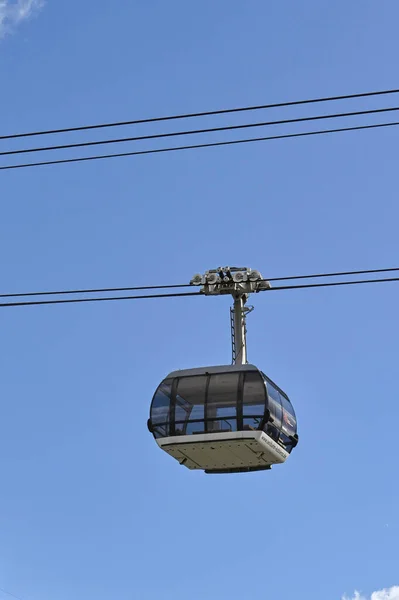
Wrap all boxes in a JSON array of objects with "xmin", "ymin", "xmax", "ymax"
[
  {"xmin": 207, "ymin": 372, "xmax": 238, "ymax": 414},
  {"xmin": 242, "ymin": 371, "xmax": 266, "ymax": 417},
  {"xmin": 279, "ymin": 432, "xmax": 294, "ymax": 453},
  {"xmin": 176, "ymin": 376, "xmax": 206, "ymax": 422},
  {"xmin": 186, "ymin": 421, "xmax": 206, "ymax": 435},
  {"xmin": 151, "ymin": 379, "xmax": 172, "ymax": 437},
  {"xmin": 265, "ymin": 423, "xmax": 279, "ymax": 442},
  {"xmin": 207, "ymin": 373, "xmax": 239, "ymax": 431},
  {"xmin": 153, "ymin": 424, "xmax": 168, "ymax": 439},
  {"xmin": 175, "ymin": 395, "xmax": 192, "ymax": 425},
  {"xmin": 207, "ymin": 418, "xmax": 237, "ymax": 433},
  {"xmin": 265, "ymin": 380, "xmax": 282, "ymax": 429},
  {"xmin": 280, "ymin": 394, "xmax": 297, "ymax": 437},
  {"xmin": 243, "ymin": 417, "xmax": 262, "ymax": 430},
  {"xmin": 172, "ymin": 376, "xmax": 207, "ymax": 434}
]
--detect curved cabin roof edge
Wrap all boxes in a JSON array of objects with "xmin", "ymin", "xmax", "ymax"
[
  {"xmin": 163, "ymin": 364, "xmax": 292, "ymax": 402},
  {"xmin": 166, "ymin": 363, "xmax": 260, "ymax": 378}
]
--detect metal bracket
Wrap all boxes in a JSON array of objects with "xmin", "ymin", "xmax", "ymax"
[{"xmin": 190, "ymin": 266, "xmax": 271, "ymax": 296}]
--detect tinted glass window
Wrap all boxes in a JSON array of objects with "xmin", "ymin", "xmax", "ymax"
[
  {"xmin": 265, "ymin": 380, "xmax": 282, "ymax": 428},
  {"xmin": 186, "ymin": 421, "xmax": 206, "ymax": 435},
  {"xmin": 175, "ymin": 376, "xmax": 206, "ymax": 421},
  {"xmin": 151, "ymin": 380, "xmax": 172, "ymax": 424},
  {"xmin": 150, "ymin": 379, "xmax": 172, "ymax": 438},
  {"xmin": 209, "ymin": 418, "xmax": 236, "ymax": 432},
  {"xmin": 207, "ymin": 373, "xmax": 238, "ymax": 416},
  {"xmin": 175, "ymin": 396, "xmax": 191, "ymax": 435},
  {"xmin": 243, "ymin": 417, "xmax": 262, "ymax": 430},
  {"xmin": 280, "ymin": 394, "xmax": 297, "ymax": 436},
  {"xmin": 175, "ymin": 395, "xmax": 190, "ymax": 420},
  {"xmin": 242, "ymin": 371, "xmax": 266, "ymax": 416},
  {"xmin": 207, "ymin": 372, "xmax": 238, "ymax": 432},
  {"xmin": 153, "ymin": 424, "xmax": 168, "ymax": 439},
  {"xmin": 279, "ymin": 432, "xmax": 295, "ymax": 453},
  {"xmin": 174, "ymin": 376, "xmax": 207, "ymax": 434},
  {"xmin": 265, "ymin": 423, "xmax": 279, "ymax": 441},
  {"xmin": 280, "ymin": 393, "xmax": 296, "ymax": 419}
]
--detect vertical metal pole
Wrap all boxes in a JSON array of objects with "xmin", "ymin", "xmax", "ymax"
[{"xmin": 232, "ymin": 295, "xmax": 247, "ymax": 365}]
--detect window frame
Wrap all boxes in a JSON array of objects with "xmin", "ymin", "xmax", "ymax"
[
  {"xmin": 150, "ymin": 368, "xmax": 268, "ymax": 437},
  {"xmin": 261, "ymin": 372, "xmax": 298, "ymax": 453}
]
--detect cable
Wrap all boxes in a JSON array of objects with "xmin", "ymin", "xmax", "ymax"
[
  {"xmin": 1, "ymin": 266, "xmax": 398, "ymax": 300},
  {"xmin": 0, "ymin": 587, "xmax": 24, "ymax": 600},
  {"xmin": 0, "ymin": 278, "xmax": 397, "ymax": 309},
  {"xmin": 1, "ymin": 87, "xmax": 398, "ymax": 142},
  {"xmin": 269, "ymin": 276, "xmax": 399, "ymax": 292},
  {"xmin": 2, "ymin": 119, "xmax": 399, "ymax": 171},
  {"xmin": 2, "ymin": 105, "xmax": 399, "ymax": 159},
  {"xmin": 266, "ymin": 266, "xmax": 399, "ymax": 283},
  {"xmin": 0, "ymin": 291, "xmax": 202, "ymax": 308},
  {"xmin": 0, "ymin": 282, "xmax": 193, "ymax": 299}
]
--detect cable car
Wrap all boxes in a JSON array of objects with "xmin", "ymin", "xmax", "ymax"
[
  {"xmin": 147, "ymin": 363, "xmax": 298, "ymax": 473},
  {"xmin": 147, "ymin": 267, "xmax": 299, "ymax": 474}
]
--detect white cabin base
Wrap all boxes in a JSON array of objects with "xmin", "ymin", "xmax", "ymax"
[{"xmin": 157, "ymin": 430, "xmax": 288, "ymax": 471}]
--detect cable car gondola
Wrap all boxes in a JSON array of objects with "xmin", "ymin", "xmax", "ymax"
[{"xmin": 147, "ymin": 267, "xmax": 299, "ymax": 474}]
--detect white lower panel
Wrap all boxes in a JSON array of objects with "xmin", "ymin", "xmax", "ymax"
[{"xmin": 157, "ymin": 430, "xmax": 288, "ymax": 471}]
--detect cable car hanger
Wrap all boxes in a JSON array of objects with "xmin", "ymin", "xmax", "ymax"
[
  {"xmin": 147, "ymin": 267, "xmax": 298, "ymax": 474},
  {"xmin": 190, "ymin": 266, "xmax": 271, "ymax": 364}
]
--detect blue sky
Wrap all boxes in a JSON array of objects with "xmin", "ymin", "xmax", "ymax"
[{"xmin": 0, "ymin": 1, "xmax": 398, "ymax": 599}]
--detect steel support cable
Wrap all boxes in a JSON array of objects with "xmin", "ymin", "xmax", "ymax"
[
  {"xmin": 0, "ymin": 586, "xmax": 24, "ymax": 600},
  {"xmin": 268, "ymin": 276, "xmax": 399, "ymax": 291},
  {"xmin": 0, "ymin": 278, "xmax": 397, "ymax": 309},
  {"xmin": 2, "ymin": 120, "xmax": 399, "ymax": 172},
  {"xmin": 0, "ymin": 291, "xmax": 201, "ymax": 308},
  {"xmin": 1, "ymin": 105, "xmax": 399, "ymax": 159},
  {"xmin": 0, "ymin": 283, "xmax": 192, "ymax": 299},
  {"xmin": 1, "ymin": 267, "xmax": 399, "ymax": 300},
  {"xmin": 1, "ymin": 87, "xmax": 398, "ymax": 142},
  {"xmin": 265, "ymin": 266, "xmax": 399, "ymax": 283}
]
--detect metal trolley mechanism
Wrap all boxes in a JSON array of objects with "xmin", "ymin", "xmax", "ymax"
[{"xmin": 147, "ymin": 267, "xmax": 298, "ymax": 474}]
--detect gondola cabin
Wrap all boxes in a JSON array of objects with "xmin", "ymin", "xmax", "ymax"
[{"xmin": 147, "ymin": 363, "xmax": 298, "ymax": 474}]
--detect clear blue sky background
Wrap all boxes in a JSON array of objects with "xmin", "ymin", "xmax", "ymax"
[{"xmin": 0, "ymin": 2, "xmax": 398, "ymax": 600}]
